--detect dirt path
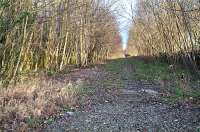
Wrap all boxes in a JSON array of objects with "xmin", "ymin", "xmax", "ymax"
[{"xmin": 45, "ymin": 59, "xmax": 200, "ymax": 132}]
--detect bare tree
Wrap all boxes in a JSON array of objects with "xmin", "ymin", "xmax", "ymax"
[
  {"xmin": 128, "ymin": 0, "xmax": 200, "ymax": 72},
  {"xmin": 0, "ymin": 0, "xmax": 120, "ymax": 83}
]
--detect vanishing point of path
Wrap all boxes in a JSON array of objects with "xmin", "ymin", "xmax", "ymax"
[{"xmin": 45, "ymin": 58, "xmax": 200, "ymax": 132}]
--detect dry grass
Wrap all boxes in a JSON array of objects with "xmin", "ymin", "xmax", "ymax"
[{"xmin": 0, "ymin": 74, "xmax": 88, "ymax": 131}]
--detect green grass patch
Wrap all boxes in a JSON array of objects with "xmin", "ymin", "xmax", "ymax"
[
  {"xmin": 162, "ymin": 87, "xmax": 200, "ymax": 104},
  {"xmin": 104, "ymin": 58, "xmax": 127, "ymax": 75},
  {"xmin": 104, "ymin": 57, "xmax": 191, "ymax": 82},
  {"xmin": 132, "ymin": 59, "xmax": 190, "ymax": 81},
  {"xmin": 104, "ymin": 57, "xmax": 200, "ymax": 103}
]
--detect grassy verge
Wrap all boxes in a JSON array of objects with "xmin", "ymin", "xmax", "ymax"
[
  {"xmin": 0, "ymin": 70, "xmax": 94, "ymax": 131},
  {"xmin": 105, "ymin": 57, "xmax": 190, "ymax": 80},
  {"xmin": 104, "ymin": 57, "xmax": 200, "ymax": 103}
]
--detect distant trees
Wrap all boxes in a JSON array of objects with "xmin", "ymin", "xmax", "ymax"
[
  {"xmin": 0, "ymin": 0, "xmax": 119, "ymax": 83},
  {"xmin": 128, "ymin": 0, "xmax": 200, "ymax": 72},
  {"xmin": 109, "ymin": 34, "xmax": 123, "ymax": 58}
]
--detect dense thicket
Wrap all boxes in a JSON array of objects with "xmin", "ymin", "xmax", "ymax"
[
  {"xmin": 0, "ymin": 0, "xmax": 119, "ymax": 82},
  {"xmin": 128, "ymin": 0, "xmax": 200, "ymax": 72}
]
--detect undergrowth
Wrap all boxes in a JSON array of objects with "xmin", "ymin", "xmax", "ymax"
[{"xmin": 0, "ymin": 74, "xmax": 93, "ymax": 131}]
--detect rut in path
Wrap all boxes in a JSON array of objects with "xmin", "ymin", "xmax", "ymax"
[{"xmin": 45, "ymin": 59, "xmax": 200, "ymax": 132}]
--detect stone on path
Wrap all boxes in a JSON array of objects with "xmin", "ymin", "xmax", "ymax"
[{"xmin": 141, "ymin": 89, "xmax": 159, "ymax": 96}]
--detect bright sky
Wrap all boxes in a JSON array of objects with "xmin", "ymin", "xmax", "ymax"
[{"xmin": 112, "ymin": 0, "xmax": 136, "ymax": 50}]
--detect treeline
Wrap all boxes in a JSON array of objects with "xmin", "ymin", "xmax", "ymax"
[
  {"xmin": 0, "ymin": 0, "xmax": 120, "ymax": 82},
  {"xmin": 128, "ymin": 0, "xmax": 200, "ymax": 72}
]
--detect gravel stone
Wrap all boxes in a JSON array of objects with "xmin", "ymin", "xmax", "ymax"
[{"xmin": 44, "ymin": 66, "xmax": 200, "ymax": 132}]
